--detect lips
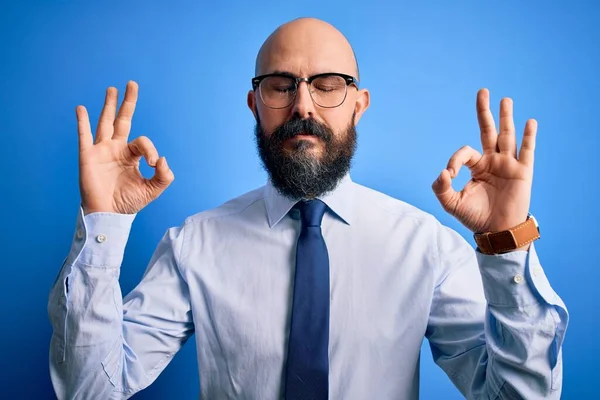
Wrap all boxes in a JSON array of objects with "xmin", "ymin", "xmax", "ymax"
[{"xmin": 292, "ymin": 133, "xmax": 317, "ymax": 139}]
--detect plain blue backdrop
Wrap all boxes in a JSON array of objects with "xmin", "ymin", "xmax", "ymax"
[{"xmin": 1, "ymin": 1, "xmax": 598, "ymax": 399}]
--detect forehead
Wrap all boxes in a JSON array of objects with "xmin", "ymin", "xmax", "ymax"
[{"xmin": 257, "ymin": 30, "xmax": 357, "ymax": 78}]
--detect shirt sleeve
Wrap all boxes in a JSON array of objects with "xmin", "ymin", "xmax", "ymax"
[
  {"xmin": 425, "ymin": 223, "xmax": 569, "ymax": 400},
  {"xmin": 47, "ymin": 207, "xmax": 195, "ymax": 399}
]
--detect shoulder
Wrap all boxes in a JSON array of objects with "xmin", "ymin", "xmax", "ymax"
[
  {"xmin": 181, "ymin": 185, "xmax": 267, "ymax": 228},
  {"xmin": 351, "ymin": 181, "xmax": 474, "ymax": 263},
  {"xmin": 352, "ymin": 182, "xmax": 470, "ymax": 247},
  {"xmin": 351, "ymin": 181, "xmax": 438, "ymax": 226}
]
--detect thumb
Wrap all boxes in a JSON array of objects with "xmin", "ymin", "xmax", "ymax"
[
  {"xmin": 146, "ymin": 157, "xmax": 174, "ymax": 197},
  {"xmin": 432, "ymin": 169, "xmax": 458, "ymax": 213}
]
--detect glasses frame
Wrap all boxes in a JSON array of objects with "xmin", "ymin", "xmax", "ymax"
[{"xmin": 251, "ymin": 72, "xmax": 359, "ymax": 109}]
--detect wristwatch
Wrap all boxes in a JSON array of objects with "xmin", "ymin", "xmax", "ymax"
[{"xmin": 474, "ymin": 214, "xmax": 540, "ymax": 255}]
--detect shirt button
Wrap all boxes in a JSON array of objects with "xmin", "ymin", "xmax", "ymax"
[
  {"xmin": 96, "ymin": 234, "xmax": 107, "ymax": 243},
  {"xmin": 76, "ymin": 229, "xmax": 84, "ymax": 239},
  {"xmin": 513, "ymin": 274, "xmax": 524, "ymax": 284},
  {"xmin": 533, "ymin": 267, "xmax": 542, "ymax": 277}
]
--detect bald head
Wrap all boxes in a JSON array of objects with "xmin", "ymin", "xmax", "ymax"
[{"xmin": 255, "ymin": 18, "xmax": 359, "ymax": 80}]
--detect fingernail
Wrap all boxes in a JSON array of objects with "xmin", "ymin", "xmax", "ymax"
[
  {"xmin": 447, "ymin": 168, "xmax": 454, "ymax": 177},
  {"xmin": 163, "ymin": 157, "xmax": 168, "ymax": 167}
]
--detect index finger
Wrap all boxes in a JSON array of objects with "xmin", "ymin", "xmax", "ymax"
[
  {"xmin": 476, "ymin": 88, "xmax": 498, "ymax": 154},
  {"xmin": 112, "ymin": 81, "xmax": 138, "ymax": 141}
]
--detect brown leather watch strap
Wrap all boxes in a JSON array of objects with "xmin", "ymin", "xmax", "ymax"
[{"xmin": 474, "ymin": 216, "xmax": 540, "ymax": 255}]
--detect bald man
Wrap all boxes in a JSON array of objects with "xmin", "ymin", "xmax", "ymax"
[{"xmin": 48, "ymin": 18, "xmax": 567, "ymax": 399}]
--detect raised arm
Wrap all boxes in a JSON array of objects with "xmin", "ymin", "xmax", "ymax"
[
  {"xmin": 428, "ymin": 89, "xmax": 569, "ymax": 398},
  {"xmin": 48, "ymin": 82, "xmax": 193, "ymax": 399}
]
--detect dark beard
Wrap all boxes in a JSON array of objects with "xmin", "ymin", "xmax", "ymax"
[{"xmin": 255, "ymin": 114, "xmax": 357, "ymax": 200}]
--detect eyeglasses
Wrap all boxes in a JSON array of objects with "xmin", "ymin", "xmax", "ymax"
[{"xmin": 251, "ymin": 72, "xmax": 359, "ymax": 109}]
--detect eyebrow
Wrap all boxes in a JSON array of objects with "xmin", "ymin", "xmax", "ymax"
[
  {"xmin": 261, "ymin": 70, "xmax": 353, "ymax": 79},
  {"xmin": 267, "ymin": 70, "xmax": 297, "ymax": 77}
]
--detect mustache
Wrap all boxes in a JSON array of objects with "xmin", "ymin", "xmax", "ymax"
[{"xmin": 269, "ymin": 117, "xmax": 333, "ymax": 144}]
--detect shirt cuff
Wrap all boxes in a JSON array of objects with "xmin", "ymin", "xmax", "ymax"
[
  {"xmin": 66, "ymin": 207, "xmax": 137, "ymax": 268},
  {"xmin": 476, "ymin": 243, "xmax": 561, "ymax": 309}
]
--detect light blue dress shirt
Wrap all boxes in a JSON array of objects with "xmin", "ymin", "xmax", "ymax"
[{"xmin": 48, "ymin": 174, "xmax": 568, "ymax": 399}]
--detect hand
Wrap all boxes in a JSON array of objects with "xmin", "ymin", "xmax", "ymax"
[
  {"xmin": 432, "ymin": 88, "xmax": 536, "ymax": 234},
  {"xmin": 77, "ymin": 81, "xmax": 174, "ymax": 215}
]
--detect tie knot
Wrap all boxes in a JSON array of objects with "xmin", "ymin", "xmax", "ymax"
[{"xmin": 298, "ymin": 199, "xmax": 327, "ymax": 227}]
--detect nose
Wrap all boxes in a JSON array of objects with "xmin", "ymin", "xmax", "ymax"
[{"xmin": 290, "ymin": 81, "xmax": 316, "ymax": 119}]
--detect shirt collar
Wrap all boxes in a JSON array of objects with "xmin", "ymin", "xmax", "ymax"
[{"xmin": 264, "ymin": 173, "xmax": 355, "ymax": 228}]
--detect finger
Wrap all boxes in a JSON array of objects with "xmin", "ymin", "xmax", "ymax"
[
  {"xmin": 446, "ymin": 145, "xmax": 483, "ymax": 178},
  {"xmin": 146, "ymin": 157, "xmax": 175, "ymax": 198},
  {"xmin": 498, "ymin": 97, "xmax": 517, "ymax": 157},
  {"xmin": 518, "ymin": 119, "xmax": 537, "ymax": 166},
  {"xmin": 128, "ymin": 136, "xmax": 159, "ymax": 167},
  {"xmin": 431, "ymin": 169, "xmax": 459, "ymax": 214},
  {"xmin": 113, "ymin": 81, "xmax": 138, "ymax": 141},
  {"xmin": 476, "ymin": 88, "xmax": 498, "ymax": 154},
  {"xmin": 96, "ymin": 87, "xmax": 118, "ymax": 143},
  {"xmin": 76, "ymin": 105, "xmax": 93, "ymax": 152}
]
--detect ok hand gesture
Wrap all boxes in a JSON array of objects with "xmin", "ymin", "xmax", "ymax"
[
  {"xmin": 77, "ymin": 81, "xmax": 174, "ymax": 215},
  {"xmin": 432, "ymin": 89, "xmax": 537, "ymax": 234}
]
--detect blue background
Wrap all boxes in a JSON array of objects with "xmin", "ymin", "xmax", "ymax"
[{"xmin": 1, "ymin": 1, "xmax": 598, "ymax": 399}]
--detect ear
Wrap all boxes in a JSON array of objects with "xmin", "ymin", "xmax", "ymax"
[
  {"xmin": 354, "ymin": 89, "xmax": 371, "ymax": 125},
  {"xmin": 352, "ymin": 88, "xmax": 370, "ymax": 126},
  {"xmin": 247, "ymin": 90, "xmax": 258, "ymax": 119}
]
